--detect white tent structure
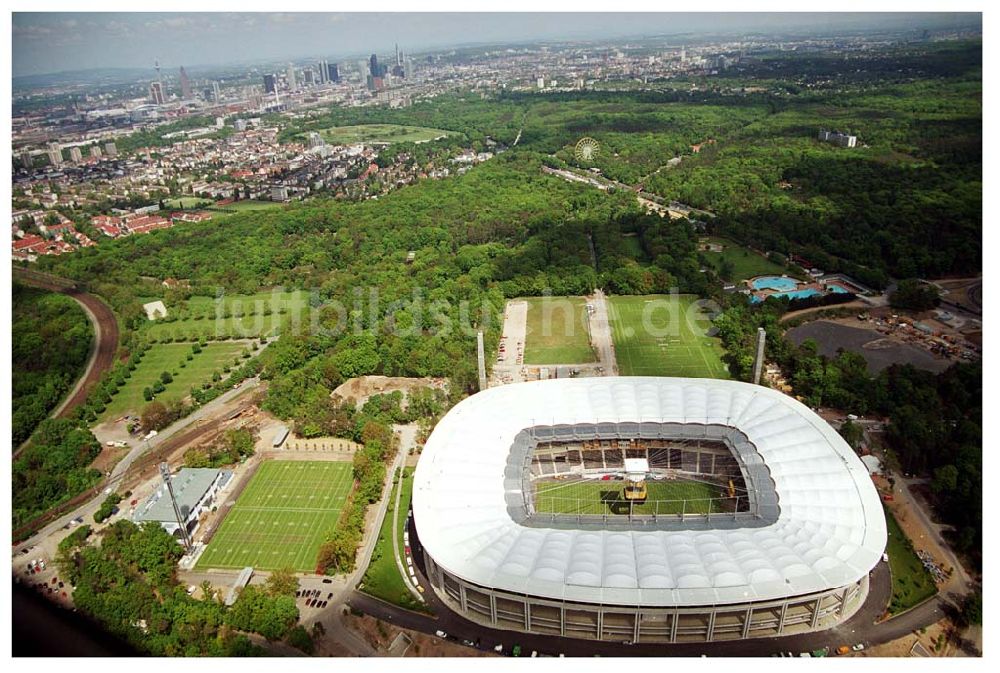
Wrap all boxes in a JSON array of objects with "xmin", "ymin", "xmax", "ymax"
[{"xmin": 413, "ymin": 377, "xmax": 886, "ymax": 643}]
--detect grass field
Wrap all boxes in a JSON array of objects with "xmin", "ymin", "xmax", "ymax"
[
  {"xmin": 99, "ymin": 341, "xmax": 248, "ymax": 421},
  {"xmin": 142, "ymin": 290, "xmax": 309, "ymax": 341},
  {"xmin": 164, "ymin": 197, "xmax": 213, "ymax": 210},
  {"xmin": 314, "ymin": 123, "xmax": 454, "ymax": 145},
  {"xmin": 197, "ymin": 461, "xmax": 354, "ymax": 572},
  {"xmin": 523, "ymin": 296, "xmax": 596, "ymax": 364},
  {"xmin": 608, "ymin": 294, "xmax": 728, "ymax": 378},
  {"xmin": 885, "ymin": 507, "xmax": 939, "ymax": 614},
  {"xmin": 207, "ymin": 200, "xmax": 285, "ymax": 212},
  {"xmin": 360, "ymin": 467, "xmax": 428, "ymax": 612},
  {"xmin": 700, "ymin": 236, "xmax": 791, "ymax": 283},
  {"xmin": 534, "ymin": 478, "xmax": 729, "ymax": 516}
]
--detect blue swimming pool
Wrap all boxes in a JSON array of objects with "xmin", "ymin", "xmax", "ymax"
[
  {"xmin": 750, "ymin": 288, "xmax": 823, "ymax": 304},
  {"xmin": 751, "ymin": 276, "xmax": 798, "ymax": 292},
  {"xmin": 828, "ymin": 284, "xmax": 849, "ymax": 294}
]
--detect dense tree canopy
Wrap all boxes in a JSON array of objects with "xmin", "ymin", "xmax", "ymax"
[{"xmin": 12, "ymin": 283, "xmax": 93, "ymax": 445}]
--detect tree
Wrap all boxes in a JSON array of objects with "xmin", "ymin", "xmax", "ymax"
[
  {"xmin": 161, "ymin": 371, "xmax": 173, "ymax": 384},
  {"xmin": 889, "ymin": 279, "xmax": 940, "ymax": 312},
  {"xmin": 143, "ymin": 387, "xmax": 154, "ymax": 402},
  {"xmin": 316, "ymin": 528, "xmax": 360, "ymax": 573},
  {"xmin": 264, "ymin": 567, "xmax": 299, "ymax": 597},
  {"xmin": 140, "ymin": 400, "xmax": 176, "ymax": 433},
  {"xmin": 285, "ymin": 624, "xmax": 315, "ymax": 654},
  {"xmin": 838, "ymin": 420, "xmax": 864, "ymax": 451},
  {"xmin": 960, "ymin": 590, "xmax": 982, "ymax": 626},
  {"xmin": 225, "ymin": 585, "xmax": 298, "ymax": 641},
  {"xmin": 200, "ymin": 580, "xmax": 217, "ymax": 603},
  {"xmin": 932, "ymin": 464, "xmax": 959, "ymax": 494}
]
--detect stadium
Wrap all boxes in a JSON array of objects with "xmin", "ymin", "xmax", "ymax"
[{"xmin": 412, "ymin": 377, "xmax": 887, "ymax": 643}]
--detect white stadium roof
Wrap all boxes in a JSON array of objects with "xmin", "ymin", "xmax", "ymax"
[{"xmin": 413, "ymin": 377, "xmax": 887, "ymax": 608}]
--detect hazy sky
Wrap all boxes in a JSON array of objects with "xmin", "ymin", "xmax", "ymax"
[{"xmin": 12, "ymin": 12, "xmax": 981, "ymax": 78}]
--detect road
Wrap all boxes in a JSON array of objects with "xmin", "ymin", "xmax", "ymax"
[
  {"xmin": 894, "ymin": 476, "xmax": 974, "ymax": 594},
  {"xmin": 390, "ymin": 425, "xmax": 423, "ymax": 602},
  {"xmin": 111, "ymin": 376, "xmax": 261, "ymax": 483},
  {"xmin": 588, "ymin": 289, "xmax": 618, "ymax": 375},
  {"xmin": 13, "ymin": 377, "xmax": 262, "ymax": 551},
  {"xmin": 340, "ymin": 514, "xmax": 953, "ymax": 658},
  {"xmin": 778, "ymin": 300, "xmax": 869, "ymax": 324}
]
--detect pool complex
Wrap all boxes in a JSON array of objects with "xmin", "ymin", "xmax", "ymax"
[
  {"xmin": 751, "ymin": 288, "xmax": 824, "ymax": 303},
  {"xmin": 751, "ymin": 276, "xmax": 799, "ymax": 291}
]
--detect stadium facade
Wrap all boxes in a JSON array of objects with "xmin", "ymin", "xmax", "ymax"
[{"xmin": 413, "ymin": 377, "xmax": 886, "ymax": 643}]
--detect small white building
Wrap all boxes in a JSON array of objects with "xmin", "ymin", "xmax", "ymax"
[{"xmin": 143, "ymin": 300, "xmax": 168, "ymax": 320}]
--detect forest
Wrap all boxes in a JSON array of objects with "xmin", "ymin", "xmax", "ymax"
[
  {"xmin": 272, "ymin": 41, "xmax": 981, "ymax": 283},
  {"xmin": 714, "ymin": 296, "xmax": 982, "ymax": 569},
  {"xmin": 17, "ymin": 38, "xmax": 980, "ymax": 582},
  {"xmin": 12, "ymin": 283, "xmax": 93, "ymax": 446},
  {"xmin": 59, "ymin": 520, "xmax": 306, "ymax": 655}
]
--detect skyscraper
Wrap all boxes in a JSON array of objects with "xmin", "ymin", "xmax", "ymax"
[
  {"xmin": 304, "ymin": 69, "xmax": 314, "ymax": 85},
  {"xmin": 212, "ymin": 81, "xmax": 221, "ymax": 103},
  {"xmin": 263, "ymin": 73, "xmax": 276, "ymax": 94},
  {"xmin": 316, "ymin": 59, "xmax": 327, "ymax": 84},
  {"xmin": 328, "ymin": 62, "xmax": 340, "ymax": 83},
  {"xmin": 47, "ymin": 143, "xmax": 63, "ymax": 166},
  {"xmin": 286, "ymin": 64, "xmax": 297, "ymax": 91},
  {"xmin": 149, "ymin": 81, "xmax": 165, "ymax": 104},
  {"xmin": 392, "ymin": 46, "xmax": 405, "ymax": 79},
  {"xmin": 179, "ymin": 66, "xmax": 193, "ymax": 99},
  {"xmin": 370, "ymin": 53, "xmax": 380, "ymax": 78},
  {"xmin": 104, "ymin": 142, "xmax": 118, "ymax": 157}
]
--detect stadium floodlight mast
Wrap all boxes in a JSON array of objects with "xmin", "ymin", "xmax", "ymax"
[{"xmin": 159, "ymin": 462, "xmax": 193, "ymax": 553}]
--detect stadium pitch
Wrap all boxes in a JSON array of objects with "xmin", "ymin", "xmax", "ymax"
[
  {"xmin": 197, "ymin": 461, "xmax": 353, "ymax": 572},
  {"xmin": 608, "ymin": 294, "xmax": 728, "ymax": 378},
  {"xmin": 533, "ymin": 478, "xmax": 729, "ymax": 516}
]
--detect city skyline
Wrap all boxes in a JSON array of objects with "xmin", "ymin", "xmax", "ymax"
[{"xmin": 12, "ymin": 11, "xmax": 981, "ymax": 78}]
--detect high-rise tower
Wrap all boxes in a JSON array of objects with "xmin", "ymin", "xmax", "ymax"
[{"xmin": 179, "ymin": 66, "xmax": 193, "ymax": 99}]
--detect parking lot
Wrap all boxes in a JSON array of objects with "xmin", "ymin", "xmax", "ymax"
[{"xmin": 14, "ymin": 546, "xmax": 74, "ymax": 607}]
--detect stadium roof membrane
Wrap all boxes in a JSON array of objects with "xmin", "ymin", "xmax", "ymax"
[{"xmin": 413, "ymin": 377, "xmax": 887, "ymax": 608}]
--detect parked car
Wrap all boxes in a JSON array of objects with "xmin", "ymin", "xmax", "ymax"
[
  {"xmin": 852, "ymin": 644, "xmax": 865, "ymax": 652},
  {"xmin": 435, "ymin": 630, "xmax": 448, "ymax": 639}
]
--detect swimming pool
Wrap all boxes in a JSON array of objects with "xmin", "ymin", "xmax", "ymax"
[
  {"xmin": 828, "ymin": 284, "xmax": 850, "ymax": 294},
  {"xmin": 751, "ymin": 276, "xmax": 798, "ymax": 292},
  {"xmin": 750, "ymin": 288, "xmax": 824, "ymax": 304}
]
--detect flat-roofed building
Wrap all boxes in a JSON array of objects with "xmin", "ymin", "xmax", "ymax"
[{"xmin": 132, "ymin": 467, "xmax": 232, "ymax": 540}]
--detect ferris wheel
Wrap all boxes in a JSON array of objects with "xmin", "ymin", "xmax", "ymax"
[{"xmin": 574, "ymin": 137, "xmax": 600, "ymax": 164}]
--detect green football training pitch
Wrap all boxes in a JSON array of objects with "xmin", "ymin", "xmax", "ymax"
[
  {"xmin": 608, "ymin": 294, "xmax": 728, "ymax": 379},
  {"xmin": 523, "ymin": 296, "xmax": 596, "ymax": 364},
  {"xmin": 534, "ymin": 478, "xmax": 729, "ymax": 516},
  {"xmin": 197, "ymin": 461, "xmax": 354, "ymax": 572}
]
